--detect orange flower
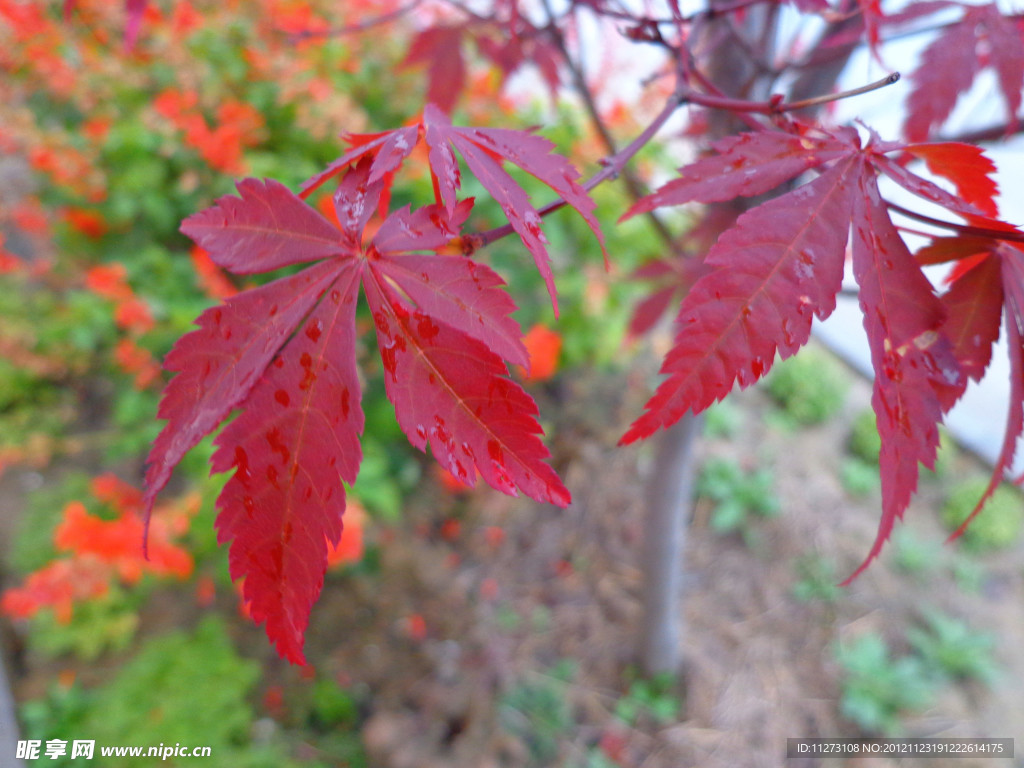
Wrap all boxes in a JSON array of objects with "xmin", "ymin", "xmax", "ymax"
[
  {"xmin": 90, "ymin": 472, "xmax": 143, "ymax": 513},
  {"xmin": 516, "ymin": 324, "xmax": 562, "ymax": 381},
  {"xmin": 55, "ymin": 500, "xmax": 193, "ymax": 584},
  {"xmin": 113, "ymin": 338, "xmax": 162, "ymax": 389},
  {"xmin": 11, "ymin": 199, "xmax": 48, "ymax": 235},
  {"xmin": 113, "ymin": 296, "xmax": 155, "ymax": 334},
  {"xmin": 190, "ymin": 246, "xmax": 237, "ymax": 299},
  {"xmin": 82, "ymin": 116, "xmax": 112, "ymax": 143},
  {"xmin": 0, "ymin": 234, "xmax": 20, "ymax": 274},
  {"xmin": 326, "ymin": 501, "xmax": 366, "ymax": 567},
  {"xmin": 85, "ymin": 263, "xmax": 131, "ymax": 301},
  {"xmin": 64, "ymin": 207, "xmax": 108, "ymax": 238},
  {"xmin": 171, "ymin": 0, "xmax": 203, "ymax": 35}
]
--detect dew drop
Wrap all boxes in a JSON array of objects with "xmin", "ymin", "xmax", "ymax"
[
  {"xmin": 243, "ymin": 496, "xmax": 255, "ymax": 517},
  {"xmin": 305, "ymin": 319, "xmax": 323, "ymax": 342},
  {"xmin": 274, "ymin": 389, "xmax": 290, "ymax": 407},
  {"xmin": 415, "ymin": 424, "xmax": 428, "ymax": 442},
  {"xmin": 330, "ymin": 289, "xmax": 341, "ymax": 303},
  {"xmin": 269, "ymin": 304, "xmax": 278, "ymax": 316}
]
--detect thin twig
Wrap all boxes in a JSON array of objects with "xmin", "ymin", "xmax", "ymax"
[
  {"xmin": 538, "ymin": 0, "xmax": 677, "ymax": 248},
  {"xmin": 288, "ymin": 0, "xmax": 422, "ymax": 40},
  {"xmin": 683, "ymin": 71, "xmax": 900, "ymax": 115},
  {"xmin": 475, "ymin": 79, "xmax": 687, "ymax": 249}
]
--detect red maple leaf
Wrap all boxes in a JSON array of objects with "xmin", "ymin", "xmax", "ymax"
[
  {"xmin": 148, "ymin": 154, "xmax": 572, "ymax": 663},
  {"xmin": 904, "ymin": 3, "xmax": 1024, "ymax": 142},
  {"xmin": 401, "ymin": 25, "xmax": 468, "ymax": 116},
  {"xmin": 302, "ymin": 105, "xmax": 605, "ymax": 313},
  {"xmin": 619, "ymin": 124, "xmax": 1024, "ymax": 575}
]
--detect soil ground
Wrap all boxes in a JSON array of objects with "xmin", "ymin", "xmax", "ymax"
[{"xmin": 3, "ymin": 344, "xmax": 1024, "ymax": 768}]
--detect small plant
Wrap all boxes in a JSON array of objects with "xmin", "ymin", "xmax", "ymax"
[
  {"xmin": 840, "ymin": 458, "xmax": 879, "ymax": 498},
  {"xmin": 847, "ymin": 409, "xmax": 882, "ymax": 464},
  {"xmin": 763, "ymin": 346, "xmax": 847, "ymax": 426},
  {"xmin": 849, "ymin": 411, "xmax": 955, "ymax": 479},
  {"xmin": 499, "ymin": 663, "xmax": 576, "ymax": 765},
  {"xmin": 835, "ymin": 633, "xmax": 936, "ymax": 736},
  {"xmin": 703, "ymin": 400, "xmax": 742, "ymax": 439},
  {"xmin": 613, "ymin": 672, "xmax": 682, "ymax": 726},
  {"xmin": 889, "ymin": 528, "xmax": 944, "ymax": 577},
  {"xmin": 941, "ymin": 477, "xmax": 1023, "ymax": 551},
  {"xmin": 697, "ymin": 457, "xmax": 780, "ymax": 535},
  {"xmin": 908, "ymin": 611, "xmax": 999, "ymax": 685},
  {"xmin": 791, "ymin": 554, "xmax": 842, "ymax": 603}
]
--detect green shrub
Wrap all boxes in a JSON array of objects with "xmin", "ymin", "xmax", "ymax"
[
  {"xmin": 791, "ymin": 554, "xmax": 842, "ymax": 603},
  {"xmin": 941, "ymin": 477, "xmax": 1023, "ymax": 551},
  {"xmin": 907, "ymin": 611, "xmax": 998, "ymax": 685},
  {"xmin": 840, "ymin": 458, "xmax": 879, "ymax": 498},
  {"xmin": 848, "ymin": 409, "xmax": 881, "ymax": 463},
  {"xmin": 835, "ymin": 633, "xmax": 935, "ymax": 736},
  {"xmin": 764, "ymin": 347, "xmax": 847, "ymax": 425},
  {"xmin": 697, "ymin": 457, "xmax": 780, "ymax": 535},
  {"xmin": 613, "ymin": 672, "xmax": 681, "ymax": 726},
  {"xmin": 79, "ymin": 617, "xmax": 272, "ymax": 767}
]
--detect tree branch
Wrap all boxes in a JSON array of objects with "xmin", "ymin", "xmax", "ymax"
[{"xmin": 474, "ymin": 79, "xmax": 687, "ymax": 249}]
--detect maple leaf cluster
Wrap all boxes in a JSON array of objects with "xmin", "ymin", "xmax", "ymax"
[
  {"xmin": 619, "ymin": 126, "xmax": 1020, "ymax": 580},
  {"xmin": 146, "ymin": 106, "xmax": 602, "ymax": 663},
  {"xmin": 138, "ymin": 0, "xmax": 1024, "ymax": 663}
]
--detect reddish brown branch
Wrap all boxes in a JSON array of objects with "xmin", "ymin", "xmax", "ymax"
[{"xmin": 889, "ymin": 203, "xmax": 1024, "ymax": 245}]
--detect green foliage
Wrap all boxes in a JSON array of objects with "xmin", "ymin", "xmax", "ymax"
[
  {"xmin": 76, "ymin": 617, "xmax": 285, "ymax": 767},
  {"xmin": 907, "ymin": 611, "xmax": 998, "ymax": 685},
  {"xmin": 764, "ymin": 347, "xmax": 847, "ymax": 425},
  {"xmin": 840, "ymin": 458, "xmax": 879, "ymax": 498},
  {"xmin": 703, "ymin": 401, "xmax": 742, "ymax": 439},
  {"xmin": 697, "ymin": 457, "xmax": 780, "ymax": 535},
  {"xmin": 848, "ymin": 411, "xmax": 955, "ymax": 480},
  {"xmin": 941, "ymin": 477, "xmax": 1023, "ymax": 551},
  {"xmin": 791, "ymin": 554, "xmax": 842, "ymax": 603},
  {"xmin": 834, "ymin": 633, "xmax": 936, "ymax": 736},
  {"xmin": 9, "ymin": 472, "xmax": 93, "ymax": 576},
  {"xmin": 847, "ymin": 409, "xmax": 881, "ymax": 463},
  {"xmin": 499, "ymin": 663, "xmax": 576, "ymax": 765},
  {"xmin": 20, "ymin": 683, "xmax": 93, "ymax": 768},
  {"xmin": 889, "ymin": 528, "xmax": 944, "ymax": 576},
  {"xmin": 576, "ymin": 748, "xmax": 623, "ymax": 768},
  {"xmin": 613, "ymin": 672, "xmax": 681, "ymax": 726},
  {"xmin": 28, "ymin": 589, "xmax": 140, "ymax": 661}
]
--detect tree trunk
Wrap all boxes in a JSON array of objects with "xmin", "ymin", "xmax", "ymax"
[
  {"xmin": 636, "ymin": 2, "xmax": 780, "ymax": 679},
  {"xmin": 639, "ymin": 413, "xmax": 703, "ymax": 676},
  {"xmin": 0, "ymin": 642, "xmax": 24, "ymax": 768}
]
